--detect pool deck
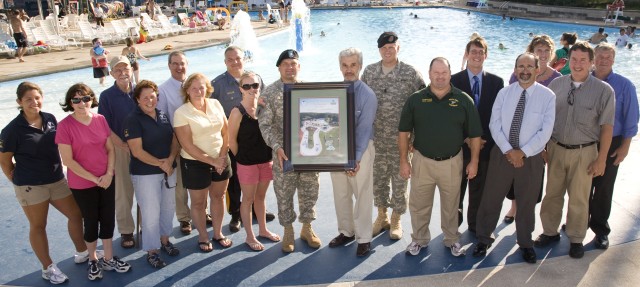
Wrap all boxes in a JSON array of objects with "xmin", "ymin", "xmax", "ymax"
[{"xmin": 1, "ymin": 5, "xmax": 640, "ymax": 287}]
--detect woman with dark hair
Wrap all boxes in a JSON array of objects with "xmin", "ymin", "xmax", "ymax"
[
  {"xmin": 123, "ymin": 80, "xmax": 180, "ymax": 268},
  {"xmin": 228, "ymin": 72, "xmax": 280, "ymax": 251},
  {"xmin": 173, "ymin": 73, "xmax": 232, "ymax": 252},
  {"xmin": 56, "ymin": 83, "xmax": 131, "ymax": 281},
  {"xmin": 0, "ymin": 82, "xmax": 87, "ymax": 284}
]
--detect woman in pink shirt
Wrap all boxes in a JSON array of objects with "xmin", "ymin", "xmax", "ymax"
[{"xmin": 56, "ymin": 83, "xmax": 131, "ymax": 281}]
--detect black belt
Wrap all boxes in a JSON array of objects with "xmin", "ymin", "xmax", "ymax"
[
  {"xmin": 426, "ymin": 154, "xmax": 456, "ymax": 161},
  {"xmin": 553, "ymin": 140, "xmax": 597, "ymax": 149}
]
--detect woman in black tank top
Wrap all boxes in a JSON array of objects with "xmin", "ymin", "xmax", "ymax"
[{"xmin": 228, "ymin": 72, "xmax": 280, "ymax": 251}]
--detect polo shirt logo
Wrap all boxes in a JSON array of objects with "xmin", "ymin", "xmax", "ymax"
[
  {"xmin": 124, "ymin": 129, "xmax": 129, "ymax": 138},
  {"xmin": 448, "ymin": 98, "xmax": 459, "ymax": 107},
  {"xmin": 159, "ymin": 113, "xmax": 169, "ymax": 124},
  {"xmin": 46, "ymin": 122, "xmax": 56, "ymax": 132},
  {"xmin": 422, "ymin": 98, "xmax": 432, "ymax": 103}
]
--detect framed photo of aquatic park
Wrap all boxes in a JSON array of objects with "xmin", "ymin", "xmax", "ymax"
[{"xmin": 282, "ymin": 82, "xmax": 356, "ymax": 172}]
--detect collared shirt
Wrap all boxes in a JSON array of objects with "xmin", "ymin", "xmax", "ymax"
[
  {"xmin": 0, "ymin": 111, "xmax": 64, "ymax": 185},
  {"xmin": 211, "ymin": 71, "xmax": 265, "ymax": 118},
  {"xmin": 123, "ymin": 107, "xmax": 175, "ymax": 175},
  {"xmin": 352, "ymin": 80, "xmax": 377, "ymax": 162},
  {"xmin": 158, "ymin": 77, "xmax": 185, "ymax": 125},
  {"xmin": 490, "ymin": 82, "xmax": 556, "ymax": 157},
  {"xmin": 548, "ymin": 75, "xmax": 615, "ymax": 144},
  {"xmin": 98, "ymin": 82, "xmax": 137, "ymax": 140},
  {"xmin": 398, "ymin": 85, "xmax": 482, "ymax": 158},
  {"xmin": 593, "ymin": 70, "xmax": 639, "ymax": 138},
  {"xmin": 173, "ymin": 99, "xmax": 226, "ymax": 160},
  {"xmin": 466, "ymin": 68, "xmax": 483, "ymax": 99}
]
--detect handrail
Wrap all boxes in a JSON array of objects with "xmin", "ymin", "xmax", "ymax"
[{"xmin": 499, "ymin": 1, "xmax": 509, "ymax": 10}]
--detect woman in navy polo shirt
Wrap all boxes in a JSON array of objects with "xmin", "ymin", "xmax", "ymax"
[
  {"xmin": 123, "ymin": 80, "xmax": 180, "ymax": 268},
  {"xmin": 0, "ymin": 82, "xmax": 88, "ymax": 284}
]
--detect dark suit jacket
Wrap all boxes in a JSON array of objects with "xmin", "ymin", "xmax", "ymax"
[{"xmin": 451, "ymin": 69, "xmax": 504, "ymax": 160}]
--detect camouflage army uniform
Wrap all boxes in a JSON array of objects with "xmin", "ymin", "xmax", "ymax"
[
  {"xmin": 258, "ymin": 79, "xmax": 320, "ymax": 226},
  {"xmin": 361, "ymin": 60, "xmax": 425, "ymax": 214}
]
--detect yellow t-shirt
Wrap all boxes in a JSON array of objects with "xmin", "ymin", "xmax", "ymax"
[{"xmin": 173, "ymin": 99, "xmax": 226, "ymax": 160}]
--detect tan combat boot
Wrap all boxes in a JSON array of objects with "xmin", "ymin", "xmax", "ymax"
[
  {"xmin": 282, "ymin": 224, "xmax": 295, "ymax": 253},
  {"xmin": 300, "ymin": 223, "xmax": 322, "ymax": 249},
  {"xmin": 372, "ymin": 207, "xmax": 391, "ymax": 236},
  {"xmin": 389, "ymin": 211, "xmax": 403, "ymax": 240}
]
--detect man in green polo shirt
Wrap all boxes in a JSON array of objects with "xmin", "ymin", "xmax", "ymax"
[{"xmin": 398, "ymin": 57, "xmax": 482, "ymax": 257}]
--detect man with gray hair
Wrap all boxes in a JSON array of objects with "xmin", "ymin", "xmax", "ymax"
[
  {"xmin": 362, "ymin": 31, "xmax": 425, "ymax": 240},
  {"xmin": 328, "ymin": 48, "xmax": 377, "ymax": 257}
]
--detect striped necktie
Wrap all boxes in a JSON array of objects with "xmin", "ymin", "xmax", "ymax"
[{"xmin": 509, "ymin": 90, "xmax": 527, "ymax": 149}]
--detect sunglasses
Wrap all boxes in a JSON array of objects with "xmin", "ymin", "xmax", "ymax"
[
  {"xmin": 71, "ymin": 96, "xmax": 92, "ymax": 104},
  {"xmin": 164, "ymin": 173, "xmax": 176, "ymax": 189},
  {"xmin": 567, "ymin": 84, "xmax": 577, "ymax": 106},
  {"xmin": 241, "ymin": 83, "xmax": 260, "ymax": 90}
]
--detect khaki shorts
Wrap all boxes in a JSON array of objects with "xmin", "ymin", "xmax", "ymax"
[{"xmin": 13, "ymin": 178, "xmax": 72, "ymax": 206}]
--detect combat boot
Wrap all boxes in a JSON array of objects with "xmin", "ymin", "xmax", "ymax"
[
  {"xmin": 300, "ymin": 223, "xmax": 322, "ymax": 249},
  {"xmin": 372, "ymin": 207, "xmax": 390, "ymax": 236},
  {"xmin": 389, "ymin": 210, "xmax": 403, "ymax": 240},
  {"xmin": 282, "ymin": 224, "xmax": 295, "ymax": 253}
]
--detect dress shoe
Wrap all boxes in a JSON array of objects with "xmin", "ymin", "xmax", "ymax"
[
  {"xmin": 569, "ymin": 243, "xmax": 584, "ymax": 258},
  {"xmin": 356, "ymin": 243, "xmax": 371, "ymax": 257},
  {"xmin": 472, "ymin": 242, "xmax": 491, "ymax": 257},
  {"xmin": 503, "ymin": 216, "xmax": 515, "ymax": 224},
  {"xmin": 329, "ymin": 233, "xmax": 355, "ymax": 247},
  {"xmin": 594, "ymin": 234, "xmax": 609, "ymax": 249},
  {"xmin": 229, "ymin": 213, "xmax": 241, "ymax": 233},
  {"xmin": 520, "ymin": 247, "xmax": 537, "ymax": 263},
  {"xmin": 533, "ymin": 234, "xmax": 560, "ymax": 247}
]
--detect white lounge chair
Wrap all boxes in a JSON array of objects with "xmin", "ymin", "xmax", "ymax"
[{"xmin": 265, "ymin": 4, "xmax": 283, "ymax": 27}]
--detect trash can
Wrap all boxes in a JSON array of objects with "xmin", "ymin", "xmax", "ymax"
[{"xmin": 176, "ymin": 8, "xmax": 188, "ymax": 25}]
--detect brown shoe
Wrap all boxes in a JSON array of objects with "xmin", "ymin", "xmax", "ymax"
[
  {"xmin": 180, "ymin": 221, "xmax": 192, "ymax": 235},
  {"xmin": 356, "ymin": 242, "xmax": 371, "ymax": 257}
]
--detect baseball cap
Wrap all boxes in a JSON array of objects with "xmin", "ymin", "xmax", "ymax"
[{"xmin": 109, "ymin": 56, "xmax": 131, "ymax": 70}]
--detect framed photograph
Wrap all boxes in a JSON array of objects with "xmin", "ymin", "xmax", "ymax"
[{"xmin": 282, "ymin": 82, "xmax": 356, "ymax": 172}]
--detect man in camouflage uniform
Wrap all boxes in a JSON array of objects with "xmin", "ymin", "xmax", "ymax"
[
  {"xmin": 361, "ymin": 31, "xmax": 425, "ymax": 239},
  {"xmin": 258, "ymin": 49, "xmax": 321, "ymax": 252}
]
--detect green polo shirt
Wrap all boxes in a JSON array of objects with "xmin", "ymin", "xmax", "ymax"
[{"xmin": 398, "ymin": 85, "xmax": 482, "ymax": 158}]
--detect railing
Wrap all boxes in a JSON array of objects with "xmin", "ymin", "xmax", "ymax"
[{"xmin": 499, "ymin": 1, "xmax": 509, "ymax": 10}]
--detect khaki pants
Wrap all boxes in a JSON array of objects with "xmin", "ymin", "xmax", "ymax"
[
  {"xmin": 114, "ymin": 145, "xmax": 135, "ymax": 234},
  {"xmin": 330, "ymin": 141, "xmax": 375, "ymax": 243},
  {"xmin": 409, "ymin": 150, "xmax": 462, "ymax": 247},
  {"xmin": 174, "ymin": 156, "xmax": 190, "ymax": 222},
  {"xmin": 540, "ymin": 141, "xmax": 597, "ymax": 243}
]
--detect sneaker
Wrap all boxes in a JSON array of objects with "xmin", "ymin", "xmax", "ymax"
[
  {"xmin": 101, "ymin": 256, "xmax": 131, "ymax": 273},
  {"xmin": 161, "ymin": 241, "xmax": 180, "ymax": 256},
  {"xmin": 405, "ymin": 241, "xmax": 424, "ymax": 256},
  {"xmin": 87, "ymin": 260, "xmax": 103, "ymax": 281},
  {"xmin": 74, "ymin": 249, "xmax": 105, "ymax": 264},
  {"xmin": 450, "ymin": 242, "xmax": 466, "ymax": 257},
  {"xmin": 42, "ymin": 263, "xmax": 68, "ymax": 284},
  {"xmin": 147, "ymin": 253, "xmax": 167, "ymax": 268}
]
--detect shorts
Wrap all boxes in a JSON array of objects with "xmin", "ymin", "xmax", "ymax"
[
  {"xmin": 13, "ymin": 178, "xmax": 72, "ymax": 206},
  {"xmin": 131, "ymin": 61, "xmax": 139, "ymax": 71},
  {"xmin": 93, "ymin": 67, "xmax": 109, "ymax": 78},
  {"xmin": 180, "ymin": 156, "xmax": 232, "ymax": 190},
  {"xmin": 236, "ymin": 161, "xmax": 273, "ymax": 185},
  {"xmin": 13, "ymin": 33, "xmax": 27, "ymax": 48}
]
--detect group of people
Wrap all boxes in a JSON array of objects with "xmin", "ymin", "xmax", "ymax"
[{"xmin": 1, "ymin": 28, "xmax": 638, "ymax": 285}]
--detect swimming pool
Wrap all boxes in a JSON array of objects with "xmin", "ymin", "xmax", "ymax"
[{"xmin": 1, "ymin": 7, "xmax": 638, "ymax": 128}]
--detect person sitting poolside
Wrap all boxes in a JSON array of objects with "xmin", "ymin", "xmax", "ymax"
[{"xmin": 607, "ymin": 0, "xmax": 625, "ymax": 12}]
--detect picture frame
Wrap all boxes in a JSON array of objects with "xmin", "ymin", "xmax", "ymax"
[{"xmin": 282, "ymin": 82, "xmax": 356, "ymax": 172}]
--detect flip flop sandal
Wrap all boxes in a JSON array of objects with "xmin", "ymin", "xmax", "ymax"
[
  {"xmin": 245, "ymin": 242, "xmax": 264, "ymax": 252},
  {"xmin": 198, "ymin": 241, "xmax": 213, "ymax": 253},
  {"xmin": 120, "ymin": 233, "xmax": 135, "ymax": 249},
  {"xmin": 259, "ymin": 233, "xmax": 281, "ymax": 242},
  {"xmin": 213, "ymin": 237, "xmax": 233, "ymax": 248}
]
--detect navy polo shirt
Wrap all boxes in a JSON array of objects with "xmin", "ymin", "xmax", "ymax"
[
  {"xmin": 123, "ymin": 107, "xmax": 176, "ymax": 175},
  {"xmin": 0, "ymin": 111, "xmax": 64, "ymax": 185},
  {"xmin": 98, "ymin": 82, "xmax": 137, "ymax": 141}
]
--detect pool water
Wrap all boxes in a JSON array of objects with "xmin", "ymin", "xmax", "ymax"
[{"xmin": 1, "ymin": 7, "xmax": 638, "ymax": 128}]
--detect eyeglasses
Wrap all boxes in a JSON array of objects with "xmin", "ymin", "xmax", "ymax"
[
  {"xmin": 71, "ymin": 96, "xmax": 92, "ymax": 104},
  {"xmin": 241, "ymin": 83, "xmax": 260, "ymax": 90},
  {"xmin": 164, "ymin": 173, "xmax": 176, "ymax": 189},
  {"xmin": 567, "ymin": 84, "xmax": 576, "ymax": 106}
]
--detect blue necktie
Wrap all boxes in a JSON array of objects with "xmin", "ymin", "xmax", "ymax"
[{"xmin": 472, "ymin": 75, "xmax": 480, "ymax": 108}]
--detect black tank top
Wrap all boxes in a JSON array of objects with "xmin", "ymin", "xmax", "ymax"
[{"xmin": 236, "ymin": 104, "xmax": 272, "ymax": 165}]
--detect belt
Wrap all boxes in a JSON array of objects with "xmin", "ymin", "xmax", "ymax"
[
  {"xmin": 425, "ymin": 154, "xmax": 456, "ymax": 161},
  {"xmin": 553, "ymin": 139, "xmax": 597, "ymax": 149}
]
